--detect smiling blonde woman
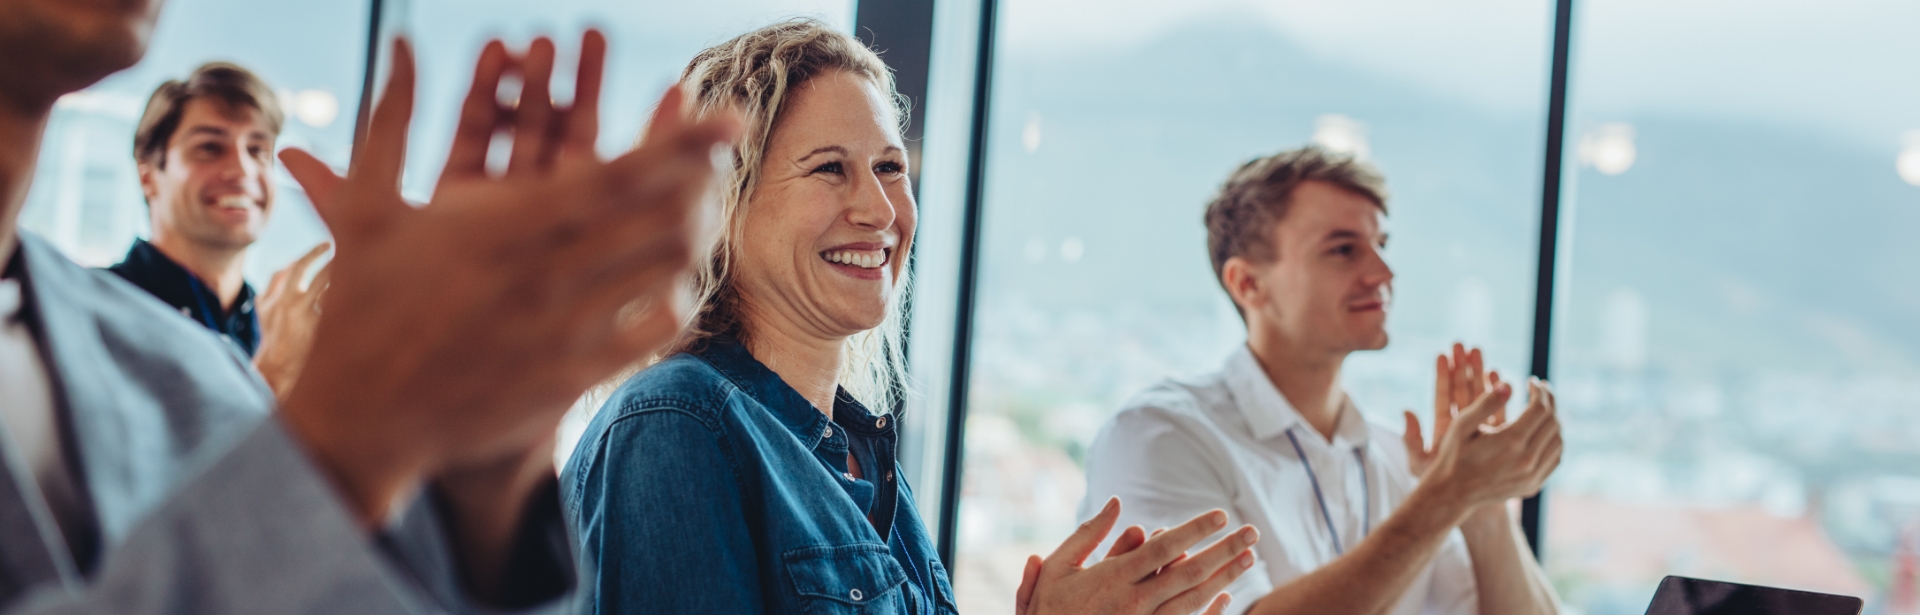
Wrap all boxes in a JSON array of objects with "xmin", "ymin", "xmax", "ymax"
[{"xmin": 561, "ymin": 19, "xmax": 1260, "ymax": 615}]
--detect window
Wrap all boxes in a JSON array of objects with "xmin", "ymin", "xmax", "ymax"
[
  {"xmin": 392, "ymin": 0, "xmax": 855, "ymax": 198},
  {"xmin": 1543, "ymin": 1, "xmax": 1920, "ymax": 613},
  {"xmin": 19, "ymin": 0, "xmax": 367, "ymax": 278},
  {"xmin": 949, "ymin": 0, "xmax": 1554, "ymax": 611}
]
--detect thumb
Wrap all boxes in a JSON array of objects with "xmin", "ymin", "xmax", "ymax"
[
  {"xmin": 1402, "ymin": 410, "xmax": 1427, "ymax": 456},
  {"xmin": 1015, "ymin": 554, "xmax": 1041, "ymax": 615},
  {"xmin": 1449, "ymin": 381, "xmax": 1513, "ymax": 442},
  {"xmin": 280, "ymin": 149, "xmax": 347, "ymax": 229}
]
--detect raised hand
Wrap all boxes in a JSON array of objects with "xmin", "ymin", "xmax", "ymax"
[
  {"xmin": 1403, "ymin": 343, "xmax": 1498, "ymax": 478},
  {"xmin": 273, "ymin": 31, "xmax": 742, "ymax": 533},
  {"xmin": 252, "ymin": 241, "xmax": 331, "ymax": 400},
  {"xmin": 1421, "ymin": 376, "xmax": 1563, "ymax": 515},
  {"xmin": 1015, "ymin": 498, "xmax": 1259, "ymax": 615}
]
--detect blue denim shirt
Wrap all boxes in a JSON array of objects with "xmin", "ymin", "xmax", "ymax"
[{"xmin": 561, "ymin": 338, "xmax": 957, "ymax": 614}]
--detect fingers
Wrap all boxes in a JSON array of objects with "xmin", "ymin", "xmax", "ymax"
[
  {"xmin": 1105, "ymin": 525, "xmax": 1147, "ymax": 560},
  {"xmin": 561, "ymin": 29, "xmax": 606, "ymax": 154},
  {"xmin": 641, "ymin": 84, "xmax": 689, "ymax": 145},
  {"xmin": 1200, "ymin": 594, "xmax": 1234, "ymax": 615},
  {"xmin": 1147, "ymin": 524, "xmax": 1256, "ymax": 597},
  {"xmin": 1014, "ymin": 554, "xmax": 1041, "ymax": 615},
  {"xmin": 442, "ymin": 40, "xmax": 514, "ymax": 181},
  {"xmin": 1112, "ymin": 509, "xmax": 1228, "ymax": 580},
  {"xmin": 1465, "ymin": 347, "xmax": 1486, "ymax": 400},
  {"xmin": 287, "ymin": 241, "xmax": 332, "ymax": 276},
  {"xmin": 1520, "ymin": 381, "xmax": 1561, "ymax": 457},
  {"xmin": 1487, "ymin": 366, "xmax": 1507, "ymax": 426},
  {"xmin": 1505, "ymin": 380, "xmax": 1556, "ymax": 442},
  {"xmin": 305, "ymin": 261, "xmax": 334, "ymax": 301},
  {"xmin": 355, "ymin": 37, "xmax": 417, "ymax": 191},
  {"xmin": 509, "ymin": 37, "xmax": 557, "ymax": 174},
  {"xmin": 608, "ymin": 104, "xmax": 742, "ymax": 198},
  {"xmin": 1448, "ymin": 381, "xmax": 1513, "ymax": 441},
  {"xmin": 1401, "ymin": 411, "xmax": 1428, "ymax": 460},
  {"xmin": 1450, "ymin": 344, "xmax": 1471, "ymax": 411},
  {"xmin": 1431, "ymin": 353, "xmax": 1450, "ymax": 422},
  {"xmin": 1047, "ymin": 497, "xmax": 1121, "ymax": 572},
  {"xmin": 1152, "ymin": 547, "xmax": 1255, "ymax": 615},
  {"xmin": 279, "ymin": 149, "xmax": 350, "ymax": 230}
]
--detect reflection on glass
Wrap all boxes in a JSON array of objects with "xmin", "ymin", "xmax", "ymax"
[
  {"xmin": 1546, "ymin": 1, "xmax": 1920, "ymax": 613},
  {"xmin": 953, "ymin": 0, "xmax": 1551, "ymax": 611},
  {"xmin": 18, "ymin": 0, "xmax": 366, "ymax": 277}
]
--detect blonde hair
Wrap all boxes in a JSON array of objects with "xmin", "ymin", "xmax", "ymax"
[{"xmin": 668, "ymin": 18, "xmax": 911, "ymax": 412}]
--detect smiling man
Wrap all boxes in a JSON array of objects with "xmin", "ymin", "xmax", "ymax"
[
  {"xmin": 1079, "ymin": 146, "xmax": 1566, "ymax": 615},
  {"xmin": 108, "ymin": 63, "xmax": 326, "ymax": 396}
]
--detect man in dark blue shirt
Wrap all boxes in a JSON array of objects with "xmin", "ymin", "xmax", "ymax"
[
  {"xmin": 107, "ymin": 62, "xmax": 327, "ymax": 398},
  {"xmin": 110, "ymin": 237, "xmax": 260, "ymax": 352}
]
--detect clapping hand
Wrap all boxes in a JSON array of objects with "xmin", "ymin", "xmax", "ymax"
[
  {"xmin": 1404, "ymin": 343, "xmax": 1500, "ymax": 478},
  {"xmin": 252, "ymin": 241, "xmax": 331, "ymax": 400},
  {"xmin": 275, "ymin": 32, "xmax": 741, "ymax": 530},
  {"xmin": 1014, "ymin": 498, "xmax": 1259, "ymax": 615},
  {"xmin": 1417, "ymin": 370, "xmax": 1563, "ymax": 517}
]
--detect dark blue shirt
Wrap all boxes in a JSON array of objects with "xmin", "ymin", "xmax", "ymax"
[
  {"xmin": 106, "ymin": 239, "xmax": 259, "ymax": 357},
  {"xmin": 561, "ymin": 338, "xmax": 956, "ymax": 614}
]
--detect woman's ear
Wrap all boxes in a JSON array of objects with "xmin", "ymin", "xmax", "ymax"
[{"xmin": 1220, "ymin": 256, "xmax": 1263, "ymax": 314}]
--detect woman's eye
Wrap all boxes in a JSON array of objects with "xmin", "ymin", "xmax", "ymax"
[
  {"xmin": 811, "ymin": 161, "xmax": 843, "ymax": 175},
  {"xmin": 875, "ymin": 161, "xmax": 904, "ymax": 175},
  {"xmin": 1331, "ymin": 244, "xmax": 1355, "ymax": 257}
]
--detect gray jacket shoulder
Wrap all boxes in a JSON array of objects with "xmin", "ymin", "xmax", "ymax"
[{"xmin": 19, "ymin": 234, "xmax": 270, "ymax": 549}]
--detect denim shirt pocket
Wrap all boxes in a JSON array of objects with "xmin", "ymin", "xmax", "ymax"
[
  {"xmin": 927, "ymin": 557, "xmax": 959, "ymax": 614},
  {"xmin": 785, "ymin": 544, "xmax": 910, "ymax": 614}
]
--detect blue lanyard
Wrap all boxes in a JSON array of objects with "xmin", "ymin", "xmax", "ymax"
[
  {"xmin": 183, "ymin": 275, "xmax": 221, "ymax": 331},
  {"xmin": 1285, "ymin": 429, "xmax": 1371, "ymax": 557}
]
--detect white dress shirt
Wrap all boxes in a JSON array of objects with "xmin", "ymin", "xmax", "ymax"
[
  {"xmin": 1080, "ymin": 345, "xmax": 1477, "ymax": 615},
  {"xmin": 0, "ymin": 275, "xmax": 89, "ymax": 561}
]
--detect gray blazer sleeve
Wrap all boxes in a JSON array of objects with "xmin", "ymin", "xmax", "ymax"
[{"xmin": 1, "ymin": 418, "xmax": 578, "ymax": 614}]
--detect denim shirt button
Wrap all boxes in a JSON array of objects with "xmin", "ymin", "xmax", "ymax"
[
  {"xmin": 851, "ymin": 588, "xmax": 864, "ymax": 601},
  {"xmin": 823, "ymin": 426, "xmax": 834, "ymax": 439},
  {"xmin": 885, "ymin": 471, "xmax": 894, "ymax": 482},
  {"xmin": 843, "ymin": 472, "xmax": 855, "ymax": 480},
  {"xmin": 875, "ymin": 416, "xmax": 887, "ymax": 429}
]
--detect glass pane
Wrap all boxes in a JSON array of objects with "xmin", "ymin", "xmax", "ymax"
[
  {"xmin": 388, "ymin": 0, "xmax": 856, "ymax": 463},
  {"xmin": 953, "ymin": 1, "xmax": 1553, "ymax": 611},
  {"xmin": 1545, "ymin": 2, "xmax": 1920, "ymax": 613},
  {"xmin": 19, "ymin": 0, "xmax": 368, "ymax": 277},
  {"xmin": 394, "ymin": 0, "xmax": 855, "ymax": 199}
]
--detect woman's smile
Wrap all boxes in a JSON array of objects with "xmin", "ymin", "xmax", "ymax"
[{"xmin": 820, "ymin": 243, "xmax": 892, "ymax": 280}]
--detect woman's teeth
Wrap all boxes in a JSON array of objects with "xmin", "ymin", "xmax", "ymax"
[
  {"xmin": 215, "ymin": 195, "xmax": 255, "ymax": 210},
  {"xmin": 822, "ymin": 249, "xmax": 887, "ymax": 269}
]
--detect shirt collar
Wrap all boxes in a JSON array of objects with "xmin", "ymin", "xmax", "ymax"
[
  {"xmin": 692, "ymin": 336, "xmax": 839, "ymax": 450},
  {"xmin": 108, "ymin": 239, "xmax": 255, "ymax": 317},
  {"xmin": 1224, "ymin": 345, "xmax": 1371, "ymax": 450}
]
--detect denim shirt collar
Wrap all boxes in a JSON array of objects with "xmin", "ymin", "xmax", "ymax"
[{"xmin": 693, "ymin": 337, "xmax": 879, "ymax": 450}]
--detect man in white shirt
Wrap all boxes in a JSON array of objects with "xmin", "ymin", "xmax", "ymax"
[{"xmin": 1080, "ymin": 146, "xmax": 1564, "ymax": 615}]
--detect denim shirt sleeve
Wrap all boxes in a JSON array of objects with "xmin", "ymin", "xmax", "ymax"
[{"xmin": 579, "ymin": 405, "xmax": 763, "ymax": 615}]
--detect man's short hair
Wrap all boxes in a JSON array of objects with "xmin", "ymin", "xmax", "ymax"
[
  {"xmin": 1203, "ymin": 145, "xmax": 1389, "ymax": 287},
  {"xmin": 132, "ymin": 62, "xmax": 283, "ymax": 169}
]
